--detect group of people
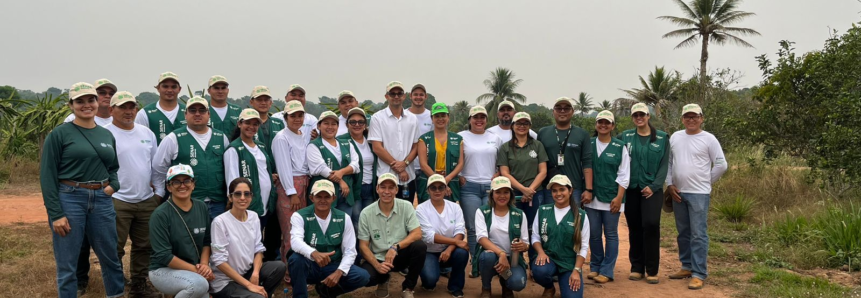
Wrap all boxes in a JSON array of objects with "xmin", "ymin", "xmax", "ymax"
[{"xmin": 41, "ymin": 72, "xmax": 728, "ymax": 298}]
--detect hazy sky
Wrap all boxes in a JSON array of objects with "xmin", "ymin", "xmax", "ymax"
[{"xmin": 1, "ymin": 1, "xmax": 858, "ymax": 107}]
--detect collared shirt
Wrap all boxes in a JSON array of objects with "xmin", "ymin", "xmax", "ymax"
[
  {"xmin": 306, "ymin": 139, "xmax": 360, "ymax": 177},
  {"xmin": 368, "ymin": 108, "xmax": 420, "ymax": 183},
  {"xmin": 475, "ymin": 208, "xmax": 528, "ymax": 254},
  {"xmin": 290, "ymin": 210, "xmax": 357, "ymax": 274},
  {"xmin": 584, "ymin": 140, "xmax": 631, "ymax": 212},
  {"xmin": 357, "ymin": 199, "xmax": 420, "ymax": 261},
  {"xmin": 224, "ymin": 143, "xmax": 272, "ymax": 216},
  {"xmin": 272, "ymin": 128, "xmax": 309, "ymax": 195},
  {"xmin": 416, "ymin": 200, "xmax": 466, "ymax": 253},
  {"xmin": 486, "ymin": 125, "xmax": 537, "ymax": 144},
  {"xmin": 271, "ymin": 112, "xmax": 317, "ymax": 144}
]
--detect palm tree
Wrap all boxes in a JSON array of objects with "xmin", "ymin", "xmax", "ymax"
[
  {"xmin": 17, "ymin": 93, "xmax": 69, "ymax": 154},
  {"xmin": 450, "ymin": 100, "xmax": 471, "ymax": 131},
  {"xmin": 476, "ymin": 68, "xmax": 527, "ymax": 124},
  {"xmin": 623, "ymin": 66, "xmax": 682, "ymax": 127},
  {"xmin": 598, "ymin": 100, "xmax": 612, "ymax": 111},
  {"xmin": 612, "ymin": 98, "xmax": 637, "ymax": 116},
  {"xmin": 574, "ymin": 92, "xmax": 594, "ymax": 116},
  {"xmin": 659, "ymin": 0, "xmax": 760, "ymax": 94}
]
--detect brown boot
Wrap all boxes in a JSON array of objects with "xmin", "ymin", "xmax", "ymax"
[
  {"xmin": 129, "ymin": 278, "xmax": 160, "ymax": 298},
  {"xmin": 628, "ymin": 272, "xmax": 644, "ymax": 281},
  {"xmin": 586, "ymin": 272, "xmax": 599, "ymax": 279},
  {"xmin": 646, "ymin": 275, "xmax": 659, "ymax": 284},
  {"xmin": 688, "ymin": 277, "xmax": 704, "ymax": 290},
  {"xmin": 541, "ymin": 287, "xmax": 556, "ymax": 298},
  {"xmin": 669, "ymin": 269, "xmax": 693, "ymax": 279},
  {"xmin": 594, "ymin": 275, "xmax": 611, "ymax": 283},
  {"xmin": 479, "ymin": 288, "xmax": 491, "ymax": 298}
]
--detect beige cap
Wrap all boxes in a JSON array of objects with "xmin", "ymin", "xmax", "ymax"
[
  {"xmin": 499, "ymin": 100, "xmax": 515, "ymax": 110},
  {"xmin": 157, "ymin": 71, "xmax": 180, "ymax": 84},
  {"xmin": 310, "ymin": 179, "xmax": 336, "ymax": 196},
  {"xmin": 94, "ymin": 79, "xmax": 117, "ymax": 92},
  {"xmin": 631, "ymin": 103, "xmax": 649, "ymax": 115},
  {"xmin": 547, "ymin": 174, "xmax": 572, "ymax": 188},
  {"xmin": 378, "ymin": 173, "xmax": 398, "ymax": 186},
  {"xmin": 208, "ymin": 75, "xmax": 228, "ymax": 88},
  {"xmin": 69, "ymin": 82, "xmax": 98, "ymax": 101},
  {"xmin": 553, "ymin": 97, "xmax": 573, "ymax": 107},
  {"xmin": 411, "ymin": 83, "xmax": 426, "ymax": 93},
  {"xmin": 682, "ymin": 103, "xmax": 703, "ymax": 115},
  {"xmin": 283, "ymin": 100, "xmax": 305, "ymax": 114},
  {"xmin": 251, "ymin": 85, "xmax": 272, "ymax": 99},
  {"xmin": 238, "ymin": 108, "xmax": 262, "ymax": 122},
  {"xmin": 317, "ymin": 111, "xmax": 339, "ymax": 124},
  {"xmin": 512, "ymin": 112, "xmax": 531, "ymax": 123},
  {"xmin": 426, "ymin": 174, "xmax": 446, "ymax": 187},
  {"xmin": 596, "ymin": 110, "xmax": 615, "ymax": 123},
  {"xmin": 491, "ymin": 176, "xmax": 512, "ymax": 191},
  {"xmin": 338, "ymin": 90, "xmax": 356, "ymax": 101},
  {"xmin": 110, "ymin": 91, "xmax": 137, "ymax": 107},
  {"xmin": 186, "ymin": 96, "xmax": 209, "ymax": 109},
  {"xmin": 347, "ymin": 107, "xmax": 366, "ymax": 118},
  {"xmin": 287, "ymin": 84, "xmax": 305, "ymax": 94},
  {"xmin": 386, "ymin": 81, "xmax": 405, "ymax": 93},
  {"xmin": 469, "ymin": 106, "xmax": 488, "ymax": 117}
]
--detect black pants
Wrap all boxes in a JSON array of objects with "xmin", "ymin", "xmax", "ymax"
[
  {"xmin": 211, "ymin": 261, "xmax": 287, "ymax": 298},
  {"xmin": 261, "ymin": 212, "xmax": 282, "ymax": 262},
  {"xmin": 624, "ymin": 186, "xmax": 664, "ymax": 276},
  {"xmin": 361, "ymin": 241, "xmax": 427, "ymax": 291}
]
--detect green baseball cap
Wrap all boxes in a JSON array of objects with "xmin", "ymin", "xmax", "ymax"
[{"xmin": 431, "ymin": 103, "xmax": 449, "ymax": 115}]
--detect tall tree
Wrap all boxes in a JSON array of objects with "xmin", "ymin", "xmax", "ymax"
[
  {"xmin": 659, "ymin": 0, "xmax": 760, "ymax": 94},
  {"xmin": 476, "ymin": 67, "xmax": 527, "ymax": 124},
  {"xmin": 598, "ymin": 100, "xmax": 612, "ymax": 111},
  {"xmin": 574, "ymin": 92, "xmax": 594, "ymax": 116},
  {"xmin": 623, "ymin": 66, "xmax": 682, "ymax": 126}
]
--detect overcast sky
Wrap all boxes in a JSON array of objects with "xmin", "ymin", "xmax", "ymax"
[{"xmin": 1, "ymin": 0, "xmax": 858, "ymax": 107}]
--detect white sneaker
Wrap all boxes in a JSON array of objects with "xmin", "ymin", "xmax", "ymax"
[{"xmin": 402, "ymin": 289, "xmax": 415, "ymax": 298}]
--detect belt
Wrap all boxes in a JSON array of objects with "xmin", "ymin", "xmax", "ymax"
[{"xmin": 60, "ymin": 180, "xmax": 108, "ymax": 190}]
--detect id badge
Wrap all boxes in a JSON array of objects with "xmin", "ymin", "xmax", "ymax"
[{"xmin": 557, "ymin": 153, "xmax": 565, "ymax": 166}]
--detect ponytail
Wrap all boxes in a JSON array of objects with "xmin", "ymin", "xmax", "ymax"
[
  {"xmin": 647, "ymin": 120, "xmax": 657, "ymax": 143},
  {"xmin": 567, "ymin": 186, "xmax": 583, "ymax": 255}
]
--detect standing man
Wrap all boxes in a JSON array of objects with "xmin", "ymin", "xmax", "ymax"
[
  {"xmin": 536, "ymin": 97, "xmax": 594, "ymax": 208},
  {"xmin": 368, "ymin": 81, "xmax": 421, "ymax": 200},
  {"xmin": 104, "ymin": 92, "xmax": 161, "ymax": 298},
  {"xmin": 486, "ymin": 100, "xmax": 537, "ymax": 143},
  {"xmin": 336, "ymin": 90, "xmax": 359, "ymax": 136},
  {"xmin": 406, "ymin": 83, "xmax": 433, "ymax": 200},
  {"xmin": 248, "ymin": 85, "xmax": 285, "ymax": 262},
  {"xmin": 136, "ymin": 71, "xmax": 187, "ymax": 145},
  {"xmin": 358, "ymin": 173, "xmax": 426, "ymax": 298},
  {"xmin": 273, "ymin": 84, "xmax": 317, "ymax": 142},
  {"xmin": 64, "ymin": 79, "xmax": 116, "ymax": 126},
  {"xmin": 666, "ymin": 104, "xmax": 728, "ymax": 290},
  {"xmin": 152, "ymin": 97, "xmax": 230, "ymax": 219},
  {"xmin": 207, "ymin": 75, "xmax": 241, "ymax": 137}
]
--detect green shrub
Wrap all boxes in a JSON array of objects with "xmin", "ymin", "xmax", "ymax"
[
  {"xmin": 748, "ymin": 265, "xmax": 855, "ymax": 298},
  {"xmin": 714, "ymin": 195, "xmax": 755, "ymax": 222},
  {"xmin": 816, "ymin": 203, "xmax": 861, "ymax": 270},
  {"xmin": 771, "ymin": 211, "xmax": 812, "ymax": 247}
]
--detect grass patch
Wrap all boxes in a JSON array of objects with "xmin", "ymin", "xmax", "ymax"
[
  {"xmin": 0, "ymin": 223, "xmax": 58, "ymax": 297},
  {"xmin": 817, "ymin": 203, "xmax": 861, "ymax": 270},
  {"xmin": 0, "ymin": 155, "xmax": 41, "ymax": 194},
  {"xmin": 713, "ymin": 195, "xmax": 755, "ymax": 223},
  {"xmin": 748, "ymin": 265, "xmax": 859, "ymax": 298}
]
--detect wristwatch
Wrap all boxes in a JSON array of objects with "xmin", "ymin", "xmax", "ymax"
[
  {"xmin": 390, "ymin": 243, "xmax": 400, "ymax": 252},
  {"xmin": 574, "ymin": 267, "xmax": 582, "ymax": 273}
]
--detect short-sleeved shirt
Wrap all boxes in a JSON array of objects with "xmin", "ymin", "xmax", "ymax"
[
  {"xmin": 357, "ymin": 198, "xmax": 421, "ymax": 261},
  {"xmin": 368, "ymin": 108, "xmax": 421, "ymax": 182},
  {"xmin": 497, "ymin": 139, "xmax": 549, "ymax": 191}
]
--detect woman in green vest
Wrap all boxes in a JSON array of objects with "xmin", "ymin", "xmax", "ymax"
[
  {"xmin": 307, "ymin": 111, "xmax": 359, "ymax": 220},
  {"xmin": 336, "ymin": 107, "xmax": 377, "ymax": 231},
  {"xmin": 416, "ymin": 102, "xmax": 464, "ymax": 203},
  {"xmin": 473, "ymin": 176, "xmax": 529, "ymax": 298},
  {"xmin": 617, "ymin": 103, "xmax": 669, "ymax": 284},
  {"xmin": 583, "ymin": 111, "xmax": 631, "ymax": 284},
  {"xmin": 531, "ymin": 174, "xmax": 590, "ymax": 298}
]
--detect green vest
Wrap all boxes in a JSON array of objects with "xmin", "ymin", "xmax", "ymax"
[
  {"xmin": 172, "ymin": 128, "xmax": 227, "ymax": 202},
  {"xmin": 416, "ymin": 131, "xmax": 462, "ymax": 203},
  {"xmin": 309, "ymin": 138, "xmax": 356, "ymax": 206},
  {"xmin": 254, "ymin": 116, "xmax": 285, "ymax": 159},
  {"xmin": 144, "ymin": 102, "xmax": 187, "ymax": 145},
  {"xmin": 470, "ymin": 204, "xmax": 528, "ymax": 277},
  {"xmin": 337, "ymin": 133, "xmax": 378, "ymax": 204},
  {"xmin": 591, "ymin": 137, "xmax": 627, "ymax": 203},
  {"xmin": 297, "ymin": 206, "xmax": 346, "ymax": 264},
  {"xmin": 536, "ymin": 204, "xmax": 586, "ymax": 274},
  {"xmin": 209, "ymin": 104, "xmax": 241, "ymax": 138},
  {"xmin": 617, "ymin": 129, "xmax": 668, "ymax": 189},
  {"xmin": 228, "ymin": 138, "xmax": 277, "ymax": 215}
]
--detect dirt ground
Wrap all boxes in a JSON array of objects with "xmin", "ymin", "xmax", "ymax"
[{"xmin": 0, "ymin": 194, "xmax": 731, "ymax": 297}]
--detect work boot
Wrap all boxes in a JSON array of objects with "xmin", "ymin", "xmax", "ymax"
[
  {"xmin": 586, "ymin": 271, "xmax": 599, "ymax": 279},
  {"xmin": 628, "ymin": 272, "xmax": 644, "ymax": 281},
  {"xmin": 594, "ymin": 275, "xmax": 611, "ymax": 283},
  {"xmin": 129, "ymin": 278, "xmax": 160, "ymax": 298},
  {"xmin": 688, "ymin": 277, "xmax": 705, "ymax": 290},
  {"xmin": 646, "ymin": 275, "xmax": 659, "ymax": 284},
  {"xmin": 669, "ymin": 269, "xmax": 693, "ymax": 279}
]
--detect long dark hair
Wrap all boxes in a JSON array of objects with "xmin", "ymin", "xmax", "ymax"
[
  {"xmin": 561, "ymin": 184, "xmax": 583, "ymax": 255},
  {"xmin": 508, "ymin": 125, "xmax": 534, "ymax": 150},
  {"xmin": 226, "ymin": 177, "xmax": 253, "ymax": 210},
  {"xmin": 347, "ymin": 114, "xmax": 369, "ymax": 139}
]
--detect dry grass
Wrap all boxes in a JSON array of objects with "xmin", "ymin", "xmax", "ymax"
[
  {"xmin": 0, "ymin": 155, "xmax": 42, "ymax": 195},
  {"xmin": 0, "ymin": 222, "xmax": 59, "ymax": 297}
]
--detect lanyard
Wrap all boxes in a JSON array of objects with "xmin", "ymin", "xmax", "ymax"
[{"xmin": 555, "ymin": 128, "xmax": 572, "ymax": 153}]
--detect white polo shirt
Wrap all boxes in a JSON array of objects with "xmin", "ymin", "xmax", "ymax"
[
  {"xmin": 104, "ymin": 123, "xmax": 158, "ymax": 203},
  {"xmin": 368, "ymin": 107, "xmax": 420, "ymax": 183},
  {"xmin": 416, "ymin": 199, "xmax": 466, "ymax": 253}
]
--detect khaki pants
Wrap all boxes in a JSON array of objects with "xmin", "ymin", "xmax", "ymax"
[{"xmin": 114, "ymin": 196, "xmax": 159, "ymax": 280}]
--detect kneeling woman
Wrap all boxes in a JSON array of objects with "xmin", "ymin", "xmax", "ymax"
[
  {"xmin": 210, "ymin": 178, "xmax": 287, "ymax": 298},
  {"xmin": 149, "ymin": 165, "xmax": 214, "ymax": 298},
  {"xmin": 416, "ymin": 174, "xmax": 469, "ymax": 297},
  {"xmin": 531, "ymin": 175, "xmax": 590, "ymax": 298},
  {"xmin": 473, "ymin": 176, "xmax": 529, "ymax": 298}
]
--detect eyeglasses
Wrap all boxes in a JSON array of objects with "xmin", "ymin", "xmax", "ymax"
[
  {"xmin": 553, "ymin": 106, "xmax": 572, "ymax": 112},
  {"xmin": 348, "ymin": 120, "xmax": 367, "ymax": 126},
  {"xmin": 632, "ymin": 112, "xmax": 648, "ymax": 118},
  {"xmin": 231, "ymin": 191, "xmax": 253, "ymax": 197},
  {"xmin": 97, "ymin": 91, "xmax": 116, "ymax": 97},
  {"xmin": 168, "ymin": 179, "xmax": 195, "ymax": 188},
  {"xmin": 683, "ymin": 115, "xmax": 701, "ymax": 121},
  {"xmin": 187, "ymin": 108, "xmax": 208, "ymax": 114},
  {"xmin": 387, "ymin": 91, "xmax": 405, "ymax": 97},
  {"xmin": 428, "ymin": 185, "xmax": 446, "ymax": 192},
  {"xmin": 514, "ymin": 121, "xmax": 531, "ymax": 127}
]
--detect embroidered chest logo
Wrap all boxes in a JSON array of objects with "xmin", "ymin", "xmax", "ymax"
[{"xmin": 529, "ymin": 150, "xmax": 537, "ymax": 158}]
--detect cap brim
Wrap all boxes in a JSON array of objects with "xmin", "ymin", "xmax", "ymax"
[
  {"xmin": 288, "ymin": 87, "xmax": 306, "ymax": 94},
  {"xmin": 111, "ymin": 99, "xmax": 137, "ymax": 107},
  {"xmin": 209, "ymin": 80, "xmax": 228, "ymax": 87},
  {"xmin": 318, "ymin": 115, "xmax": 338, "ymax": 124},
  {"xmin": 158, "ymin": 78, "xmax": 179, "ymax": 84},
  {"xmin": 97, "ymin": 83, "xmax": 118, "ymax": 92},
  {"xmin": 168, "ymin": 173, "xmax": 193, "ymax": 181},
  {"xmin": 71, "ymin": 92, "xmax": 97, "ymax": 101},
  {"xmin": 311, "ymin": 189, "xmax": 335, "ymax": 196},
  {"xmin": 596, "ymin": 117, "xmax": 614, "ymax": 123}
]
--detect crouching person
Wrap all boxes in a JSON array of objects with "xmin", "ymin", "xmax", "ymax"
[
  {"xmin": 288, "ymin": 180, "xmax": 370, "ymax": 298},
  {"xmin": 416, "ymin": 174, "xmax": 469, "ymax": 297}
]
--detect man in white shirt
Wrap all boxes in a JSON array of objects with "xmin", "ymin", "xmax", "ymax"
[
  {"xmin": 64, "ymin": 78, "xmax": 116, "ymax": 126},
  {"xmin": 486, "ymin": 100, "xmax": 537, "ymax": 143},
  {"xmin": 152, "ymin": 97, "xmax": 230, "ymax": 219},
  {"xmin": 206, "ymin": 75, "xmax": 241, "ymax": 136},
  {"xmin": 272, "ymin": 84, "xmax": 318, "ymax": 142},
  {"xmin": 368, "ymin": 81, "xmax": 421, "ymax": 200},
  {"xmin": 336, "ymin": 90, "xmax": 359, "ymax": 136},
  {"xmin": 406, "ymin": 84, "xmax": 433, "ymax": 200},
  {"xmin": 288, "ymin": 180, "xmax": 370, "ymax": 298},
  {"xmin": 103, "ymin": 91, "xmax": 161, "ymax": 298},
  {"xmin": 135, "ymin": 72, "xmax": 187, "ymax": 145},
  {"xmin": 665, "ymin": 104, "xmax": 729, "ymax": 290}
]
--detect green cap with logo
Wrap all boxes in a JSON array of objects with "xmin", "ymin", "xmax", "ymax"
[
  {"xmin": 338, "ymin": 90, "xmax": 355, "ymax": 101},
  {"xmin": 239, "ymin": 108, "xmax": 262, "ymax": 122},
  {"xmin": 378, "ymin": 172, "xmax": 398, "ymax": 186},
  {"xmin": 94, "ymin": 78, "xmax": 117, "ymax": 92},
  {"xmin": 251, "ymin": 85, "xmax": 272, "ymax": 99},
  {"xmin": 547, "ymin": 174, "xmax": 572, "ymax": 188},
  {"xmin": 596, "ymin": 110, "xmax": 615, "ymax": 123},
  {"xmin": 284, "ymin": 100, "xmax": 304, "ymax": 115},
  {"xmin": 69, "ymin": 82, "xmax": 97, "ymax": 101},
  {"xmin": 469, "ymin": 106, "xmax": 488, "ymax": 117},
  {"xmin": 158, "ymin": 71, "xmax": 180, "ymax": 84},
  {"xmin": 553, "ymin": 97, "xmax": 573, "ymax": 107},
  {"xmin": 317, "ymin": 110, "xmax": 338, "ymax": 124},
  {"xmin": 513, "ymin": 112, "xmax": 531, "ymax": 123},
  {"xmin": 347, "ymin": 107, "xmax": 366, "ymax": 118},
  {"xmin": 287, "ymin": 84, "xmax": 305, "ymax": 94},
  {"xmin": 682, "ymin": 103, "xmax": 703, "ymax": 115},
  {"xmin": 431, "ymin": 103, "xmax": 449, "ymax": 115},
  {"xmin": 499, "ymin": 100, "xmax": 515, "ymax": 110},
  {"xmin": 491, "ymin": 176, "xmax": 512, "ymax": 190},
  {"xmin": 386, "ymin": 81, "xmax": 404, "ymax": 93}
]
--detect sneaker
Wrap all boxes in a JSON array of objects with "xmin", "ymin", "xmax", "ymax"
[
  {"xmin": 628, "ymin": 272, "xmax": 644, "ymax": 281},
  {"xmin": 399, "ymin": 268, "xmax": 409, "ymax": 276},
  {"xmin": 450, "ymin": 290, "xmax": 464, "ymax": 298},
  {"xmin": 479, "ymin": 288, "xmax": 491, "ymax": 298},
  {"xmin": 594, "ymin": 275, "xmax": 612, "ymax": 283},
  {"xmin": 688, "ymin": 277, "xmax": 704, "ymax": 290},
  {"xmin": 541, "ymin": 287, "xmax": 556, "ymax": 298},
  {"xmin": 669, "ymin": 269, "xmax": 693, "ymax": 279},
  {"xmin": 586, "ymin": 271, "xmax": 599, "ymax": 279},
  {"xmin": 375, "ymin": 280, "xmax": 390, "ymax": 298},
  {"xmin": 646, "ymin": 275, "xmax": 659, "ymax": 284},
  {"xmin": 402, "ymin": 289, "xmax": 415, "ymax": 298}
]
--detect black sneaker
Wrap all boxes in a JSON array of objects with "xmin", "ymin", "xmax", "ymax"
[{"xmin": 450, "ymin": 290, "xmax": 465, "ymax": 298}]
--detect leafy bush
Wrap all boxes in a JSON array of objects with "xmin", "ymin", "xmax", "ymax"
[
  {"xmin": 771, "ymin": 211, "xmax": 812, "ymax": 247},
  {"xmin": 713, "ymin": 195, "xmax": 755, "ymax": 222},
  {"xmin": 816, "ymin": 204, "xmax": 861, "ymax": 270}
]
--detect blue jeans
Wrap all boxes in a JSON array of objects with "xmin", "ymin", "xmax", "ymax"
[
  {"xmin": 148, "ymin": 267, "xmax": 209, "ymax": 298},
  {"xmin": 287, "ymin": 254, "xmax": 371, "ymax": 298},
  {"xmin": 51, "ymin": 184, "xmax": 125, "ymax": 298},
  {"xmin": 514, "ymin": 189, "xmax": 543, "ymax": 260},
  {"xmin": 420, "ymin": 248, "xmax": 468, "ymax": 292},
  {"xmin": 477, "ymin": 251, "xmax": 526, "ymax": 291},
  {"xmin": 585, "ymin": 207, "xmax": 621, "ymax": 279},
  {"xmin": 206, "ymin": 199, "xmax": 226, "ymax": 221},
  {"xmin": 532, "ymin": 259, "xmax": 584, "ymax": 298},
  {"xmin": 460, "ymin": 181, "xmax": 490, "ymax": 254},
  {"xmin": 673, "ymin": 193, "xmax": 711, "ymax": 280}
]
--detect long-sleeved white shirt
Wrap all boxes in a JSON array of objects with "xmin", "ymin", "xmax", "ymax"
[
  {"xmin": 475, "ymin": 208, "xmax": 529, "ymax": 254},
  {"xmin": 271, "ymin": 128, "xmax": 309, "ymax": 195},
  {"xmin": 584, "ymin": 140, "xmax": 631, "ymax": 212},
  {"xmin": 152, "ymin": 127, "xmax": 230, "ymax": 197},
  {"xmin": 530, "ymin": 205, "xmax": 591, "ymax": 259},
  {"xmin": 289, "ymin": 211, "xmax": 356, "ymax": 274},
  {"xmin": 306, "ymin": 139, "xmax": 360, "ymax": 177},
  {"xmin": 666, "ymin": 130, "xmax": 728, "ymax": 194},
  {"xmin": 271, "ymin": 112, "xmax": 317, "ymax": 144},
  {"xmin": 105, "ymin": 124, "xmax": 159, "ymax": 203},
  {"xmin": 416, "ymin": 200, "xmax": 466, "ymax": 253},
  {"xmin": 224, "ymin": 143, "xmax": 272, "ymax": 216},
  {"xmin": 209, "ymin": 210, "xmax": 265, "ymax": 293}
]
